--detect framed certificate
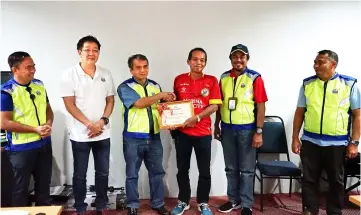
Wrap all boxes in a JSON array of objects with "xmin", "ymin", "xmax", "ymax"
[{"xmin": 157, "ymin": 101, "xmax": 194, "ymax": 129}]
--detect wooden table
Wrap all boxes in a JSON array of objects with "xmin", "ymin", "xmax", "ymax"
[
  {"xmin": 0, "ymin": 206, "xmax": 62, "ymax": 215},
  {"xmin": 349, "ymin": 195, "xmax": 360, "ymax": 207}
]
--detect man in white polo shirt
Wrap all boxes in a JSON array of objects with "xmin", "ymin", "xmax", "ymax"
[{"xmin": 60, "ymin": 35, "xmax": 115, "ymax": 215}]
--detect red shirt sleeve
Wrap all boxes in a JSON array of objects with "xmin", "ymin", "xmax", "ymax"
[
  {"xmin": 173, "ymin": 76, "xmax": 179, "ymax": 99},
  {"xmin": 253, "ymin": 76, "xmax": 268, "ymax": 103},
  {"xmin": 209, "ymin": 77, "xmax": 222, "ymax": 105}
]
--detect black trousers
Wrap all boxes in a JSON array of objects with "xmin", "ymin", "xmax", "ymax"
[
  {"xmin": 1, "ymin": 150, "xmax": 13, "ymax": 207},
  {"xmin": 175, "ymin": 131, "xmax": 212, "ymax": 204},
  {"xmin": 301, "ymin": 140, "xmax": 346, "ymax": 215},
  {"xmin": 9, "ymin": 143, "xmax": 52, "ymax": 206}
]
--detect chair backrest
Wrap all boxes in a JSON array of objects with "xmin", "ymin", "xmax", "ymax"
[
  {"xmin": 345, "ymin": 153, "xmax": 361, "ymax": 176},
  {"xmin": 258, "ymin": 116, "xmax": 289, "ymax": 157}
]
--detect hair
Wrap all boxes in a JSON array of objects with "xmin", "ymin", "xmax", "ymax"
[
  {"xmin": 8, "ymin": 51, "xmax": 31, "ymax": 70},
  {"xmin": 128, "ymin": 54, "xmax": 149, "ymax": 69},
  {"xmin": 77, "ymin": 35, "xmax": 101, "ymax": 51},
  {"xmin": 318, "ymin": 50, "xmax": 338, "ymax": 66},
  {"xmin": 188, "ymin": 47, "xmax": 207, "ymax": 62}
]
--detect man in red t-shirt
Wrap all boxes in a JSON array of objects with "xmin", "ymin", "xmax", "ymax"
[
  {"xmin": 214, "ymin": 44, "xmax": 268, "ymax": 215},
  {"xmin": 171, "ymin": 48, "xmax": 222, "ymax": 215}
]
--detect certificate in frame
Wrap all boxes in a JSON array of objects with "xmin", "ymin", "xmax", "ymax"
[{"xmin": 157, "ymin": 101, "xmax": 194, "ymax": 129}]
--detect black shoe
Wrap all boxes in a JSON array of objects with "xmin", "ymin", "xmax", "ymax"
[
  {"xmin": 96, "ymin": 209, "xmax": 108, "ymax": 215},
  {"xmin": 218, "ymin": 201, "xmax": 241, "ymax": 213},
  {"xmin": 152, "ymin": 205, "xmax": 170, "ymax": 215},
  {"xmin": 128, "ymin": 207, "xmax": 138, "ymax": 215},
  {"xmin": 241, "ymin": 207, "xmax": 252, "ymax": 215},
  {"xmin": 302, "ymin": 211, "xmax": 315, "ymax": 215}
]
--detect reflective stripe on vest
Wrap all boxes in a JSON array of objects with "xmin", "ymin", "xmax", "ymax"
[
  {"xmin": 2, "ymin": 80, "xmax": 47, "ymax": 145},
  {"xmin": 220, "ymin": 69, "xmax": 259, "ymax": 128},
  {"xmin": 1, "ymin": 131, "xmax": 7, "ymax": 143},
  {"xmin": 122, "ymin": 79, "xmax": 161, "ymax": 139},
  {"xmin": 303, "ymin": 74, "xmax": 356, "ymax": 141}
]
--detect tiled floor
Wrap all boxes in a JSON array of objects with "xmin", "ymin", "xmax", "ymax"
[{"xmin": 61, "ymin": 193, "xmax": 360, "ymax": 215}]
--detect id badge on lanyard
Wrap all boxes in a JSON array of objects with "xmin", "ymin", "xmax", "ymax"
[{"xmin": 228, "ymin": 97, "xmax": 237, "ymax": 110}]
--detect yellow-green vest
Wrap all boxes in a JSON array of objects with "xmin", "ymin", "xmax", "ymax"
[
  {"xmin": 303, "ymin": 74, "xmax": 356, "ymax": 140},
  {"xmin": 122, "ymin": 78, "xmax": 161, "ymax": 139},
  {"xmin": 1, "ymin": 79, "xmax": 47, "ymax": 145},
  {"xmin": 220, "ymin": 68, "xmax": 260, "ymax": 129}
]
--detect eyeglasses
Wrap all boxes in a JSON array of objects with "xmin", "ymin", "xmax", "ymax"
[
  {"xmin": 81, "ymin": 49, "xmax": 99, "ymax": 54},
  {"xmin": 231, "ymin": 55, "xmax": 248, "ymax": 60},
  {"xmin": 25, "ymin": 86, "xmax": 36, "ymax": 100}
]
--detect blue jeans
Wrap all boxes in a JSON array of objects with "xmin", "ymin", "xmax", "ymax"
[
  {"xmin": 9, "ymin": 142, "xmax": 52, "ymax": 206},
  {"xmin": 71, "ymin": 138, "xmax": 110, "ymax": 213},
  {"xmin": 123, "ymin": 137, "xmax": 165, "ymax": 209},
  {"xmin": 221, "ymin": 128, "xmax": 256, "ymax": 208}
]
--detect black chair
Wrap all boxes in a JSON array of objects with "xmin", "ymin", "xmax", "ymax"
[
  {"xmin": 255, "ymin": 116, "xmax": 302, "ymax": 211},
  {"xmin": 344, "ymin": 153, "xmax": 360, "ymax": 193},
  {"xmin": 1, "ymin": 150, "xmax": 13, "ymax": 207}
]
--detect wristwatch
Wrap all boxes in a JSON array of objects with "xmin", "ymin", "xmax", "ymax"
[
  {"xmin": 256, "ymin": 127, "xmax": 263, "ymax": 134},
  {"xmin": 349, "ymin": 140, "xmax": 359, "ymax": 146},
  {"xmin": 101, "ymin": 117, "xmax": 109, "ymax": 125}
]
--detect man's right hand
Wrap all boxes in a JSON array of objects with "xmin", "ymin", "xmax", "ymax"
[
  {"xmin": 86, "ymin": 122, "xmax": 104, "ymax": 138},
  {"xmin": 167, "ymin": 125, "xmax": 178, "ymax": 130},
  {"xmin": 292, "ymin": 138, "xmax": 302, "ymax": 154},
  {"xmin": 214, "ymin": 126, "xmax": 221, "ymax": 141},
  {"xmin": 35, "ymin": 125, "xmax": 51, "ymax": 138},
  {"xmin": 160, "ymin": 92, "xmax": 176, "ymax": 102}
]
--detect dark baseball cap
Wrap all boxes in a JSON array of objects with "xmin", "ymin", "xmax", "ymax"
[{"xmin": 229, "ymin": 44, "xmax": 249, "ymax": 58}]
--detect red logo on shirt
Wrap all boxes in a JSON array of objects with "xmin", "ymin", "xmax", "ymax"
[{"xmin": 201, "ymin": 88, "xmax": 209, "ymax": 97}]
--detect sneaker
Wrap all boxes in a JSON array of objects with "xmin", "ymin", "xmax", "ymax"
[
  {"xmin": 152, "ymin": 205, "xmax": 170, "ymax": 215},
  {"xmin": 218, "ymin": 201, "xmax": 241, "ymax": 213},
  {"xmin": 241, "ymin": 207, "xmax": 252, "ymax": 215},
  {"xmin": 198, "ymin": 203, "xmax": 213, "ymax": 215},
  {"xmin": 96, "ymin": 209, "xmax": 108, "ymax": 215},
  {"xmin": 302, "ymin": 210, "xmax": 315, "ymax": 215},
  {"xmin": 171, "ymin": 201, "xmax": 190, "ymax": 215},
  {"xmin": 128, "ymin": 207, "xmax": 138, "ymax": 215}
]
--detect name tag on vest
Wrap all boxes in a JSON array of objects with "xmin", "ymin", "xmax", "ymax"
[{"xmin": 228, "ymin": 97, "xmax": 237, "ymax": 110}]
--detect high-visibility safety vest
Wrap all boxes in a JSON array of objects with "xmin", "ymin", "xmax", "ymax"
[
  {"xmin": 220, "ymin": 68, "xmax": 260, "ymax": 129},
  {"xmin": 303, "ymin": 73, "xmax": 357, "ymax": 141},
  {"xmin": 1, "ymin": 79, "xmax": 47, "ymax": 147},
  {"xmin": 121, "ymin": 78, "xmax": 161, "ymax": 139}
]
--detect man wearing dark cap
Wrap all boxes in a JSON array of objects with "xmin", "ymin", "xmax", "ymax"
[{"xmin": 214, "ymin": 44, "xmax": 268, "ymax": 215}]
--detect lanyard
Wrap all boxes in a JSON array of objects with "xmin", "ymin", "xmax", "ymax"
[{"xmin": 232, "ymin": 76, "xmax": 243, "ymax": 97}]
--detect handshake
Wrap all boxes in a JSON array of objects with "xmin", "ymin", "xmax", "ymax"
[{"xmin": 158, "ymin": 92, "xmax": 176, "ymax": 102}]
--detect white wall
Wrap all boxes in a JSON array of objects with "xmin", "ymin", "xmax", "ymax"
[{"xmin": 1, "ymin": 1, "xmax": 360, "ymax": 198}]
